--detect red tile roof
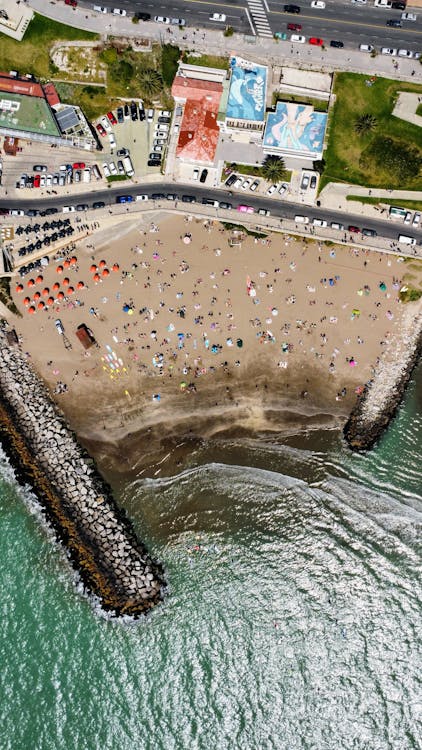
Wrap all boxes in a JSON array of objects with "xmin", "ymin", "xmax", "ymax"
[
  {"xmin": 172, "ymin": 76, "xmax": 222, "ymax": 164},
  {"xmin": 43, "ymin": 82, "xmax": 60, "ymax": 107}
]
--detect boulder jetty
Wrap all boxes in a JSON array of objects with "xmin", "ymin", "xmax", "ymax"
[
  {"xmin": 344, "ymin": 305, "xmax": 422, "ymax": 452},
  {"xmin": 0, "ymin": 329, "xmax": 164, "ymax": 617}
]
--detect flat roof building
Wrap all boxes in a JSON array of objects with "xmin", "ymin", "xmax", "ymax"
[
  {"xmin": 172, "ymin": 73, "xmax": 223, "ymax": 165},
  {"xmin": 225, "ymin": 55, "xmax": 267, "ymax": 133},
  {"xmin": 0, "ymin": 0, "xmax": 33, "ymax": 41}
]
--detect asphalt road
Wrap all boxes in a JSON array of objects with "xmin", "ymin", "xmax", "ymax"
[
  {"xmin": 78, "ymin": 0, "xmax": 422, "ymax": 52},
  {"xmin": 2, "ymin": 183, "xmax": 421, "ymax": 245}
]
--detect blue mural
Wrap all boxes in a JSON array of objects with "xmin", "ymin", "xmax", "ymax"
[
  {"xmin": 263, "ymin": 102, "xmax": 328, "ymax": 156},
  {"xmin": 226, "ymin": 56, "xmax": 267, "ymax": 122}
]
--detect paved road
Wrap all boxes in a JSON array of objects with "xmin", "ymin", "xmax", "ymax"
[
  {"xmin": 74, "ymin": 0, "xmax": 422, "ymax": 51},
  {"xmin": 1, "ymin": 183, "xmax": 421, "ymax": 245}
]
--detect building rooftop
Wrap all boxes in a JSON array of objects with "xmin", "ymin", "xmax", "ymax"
[
  {"xmin": 0, "ymin": 0, "xmax": 33, "ymax": 41},
  {"xmin": 0, "ymin": 89, "xmax": 60, "ymax": 137},
  {"xmin": 226, "ymin": 56, "xmax": 267, "ymax": 124},
  {"xmin": 172, "ymin": 75, "xmax": 223, "ymax": 164}
]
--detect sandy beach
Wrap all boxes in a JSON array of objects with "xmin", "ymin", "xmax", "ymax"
[{"xmin": 9, "ymin": 212, "xmax": 422, "ymax": 475}]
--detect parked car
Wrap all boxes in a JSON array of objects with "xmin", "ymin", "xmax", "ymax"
[
  {"xmin": 100, "ymin": 116, "xmax": 111, "ymax": 131},
  {"xmin": 391, "ymin": 1, "xmax": 405, "ymax": 8},
  {"xmin": 209, "ymin": 13, "xmax": 226, "ymax": 21},
  {"xmin": 135, "ymin": 11, "xmax": 151, "ymax": 20},
  {"xmin": 313, "ymin": 218, "xmax": 327, "ymax": 227},
  {"xmin": 359, "ymin": 43, "xmax": 374, "ymax": 52},
  {"xmin": 102, "ymin": 162, "xmax": 111, "ymax": 177},
  {"xmin": 287, "ymin": 22, "xmax": 302, "ymax": 30},
  {"xmin": 193, "ymin": 168, "xmax": 199, "ymax": 180},
  {"xmin": 153, "ymin": 139, "xmax": 166, "ymax": 146},
  {"xmin": 73, "ymin": 161, "xmax": 85, "ymax": 169},
  {"xmin": 181, "ymin": 195, "xmax": 196, "ymax": 203},
  {"xmin": 310, "ymin": 175, "xmax": 317, "ymax": 189},
  {"xmin": 55, "ymin": 319, "xmax": 65, "ymax": 335},
  {"xmin": 154, "ymin": 15, "xmax": 170, "ymax": 23},
  {"xmin": 147, "ymin": 108, "xmax": 154, "ymax": 122},
  {"xmin": 171, "ymin": 17, "xmax": 185, "ymax": 26},
  {"xmin": 33, "ymin": 175, "xmax": 41, "ymax": 188},
  {"xmin": 330, "ymin": 221, "xmax": 344, "ymax": 230},
  {"xmin": 330, "ymin": 40, "xmax": 344, "ymax": 48},
  {"xmin": 148, "ymin": 159, "xmax": 161, "ymax": 167},
  {"xmin": 412, "ymin": 212, "xmax": 420, "ymax": 228},
  {"xmin": 241, "ymin": 178, "xmax": 252, "ymax": 190},
  {"xmin": 93, "ymin": 5, "xmax": 107, "ymax": 12},
  {"xmin": 311, "ymin": 0, "xmax": 325, "ymax": 6},
  {"xmin": 117, "ymin": 160, "xmax": 125, "ymax": 175},
  {"xmin": 130, "ymin": 101, "xmax": 138, "ymax": 121},
  {"xmin": 404, "ymin": 211, "xmax": 412, "ymax": 224},
  {"xmin": 250, "ymin": 180, "xmax": 260, "ymax": 191},
  {"xmin": 267, "ymin": 184, "xmax": 277, "ymax": 195},
  {"xmin": 362, "ymin": 228, "xmax": 377, "ymax": 236},
  {"xmin": 309, "ymin": 37, "xmax": 324, "ymax": 45},
  {"xmin": 301, "ymin": 173, "xmax": 310, "ymax": 189},
  {"xmin": 116, "ymin": 195, "xmax": 133, "ymax": 203},
  {"xmin": 386, "ymin": 19, "xmax": 402, "ymax": 26},
  {"xmin": 109, "ymin": 132, "xmax": 116, "ymax": 148},
  {"xmin": 200, "ymin": 169, "xmax": 208, "ymax": 183},
  {"xmin": 237, "ymin": 205, "xmax": 254, "ymax": 213},
  {"xmin": 112, "ymin": 8, "xmax": 126, "ymax": 15},
  {"xmin": 278, "ymin": 183, "xmax": 288, "ymax": 195},
  {"xmin": 398, "ymin": 49, "xmax": 414, "ymax": 57},
  {"xmin": 291, "ymin": 34, "xmax": 306, "ymax": 42},
  {"xmin": 257, "ymin": 208, "xmax": 270, "ymax": 216},
  {"xmin": 219, "ymin": 202, "xmax": 232, "ymax": 210},
  {"xmin": 107, "ymin": 111, "xmax": 117, "ymax": 125},
  {"xmin": 96, "ymin": 122, "xmax": 106, "ymax": 137},
  {"xmin": 233, "ymin": 177, "xmax": 243, "ymax": 189},
  {"xmin": 381, "ymin": 47, "xmax": 398, "ymax": 55},
  {"xmin": 33, "ymin": 164, "xmax": 47, "ymax": 172},
  {"xmin": 92, "ymin": 201, "xmax": 105, "ymax": 209},
  {"xmin": 284, "ymin": 4, "xmax": 301, "ymax": 12},
  {"xmin": 117, "ymin": 107, "xmax": 124, "ymax": 123},
  {"xmin": 65, "ymin": 0, "xmax": 77, "ymax": 6},
  {"xmin": 348, "ymin": 225, "xmax": 360, "ymax": 233},
  {"xmin": 226, "ymin": 174, "xmax": 238, "ymax": 188},
  {"xmin": 124, "ymin": 103, "xmax": 130, "ymax": 120},
  {"xmin": 401, "ymin": 12, "xmax": 417, "ymax": 21}
]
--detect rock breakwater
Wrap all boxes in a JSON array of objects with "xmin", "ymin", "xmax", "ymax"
[
  {"xmin": 0, "ymin": 331, "xmax": 164, "ymax": 617},
  {"xmin": 344, "ymin": 305, "xmax": 422, "ymax": 452}
]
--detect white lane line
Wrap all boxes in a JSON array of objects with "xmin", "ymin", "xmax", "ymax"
[{"xmin": 245, "ymin": 5, "xmax": 256, "ymax": 35}]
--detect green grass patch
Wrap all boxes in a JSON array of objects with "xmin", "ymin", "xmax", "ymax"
[
  {"xmin": 106, "ymin": 174, "xmax": 128, "ymax": 182},
  {"xmin": 347, "ymin": 195, "xmax": 422, "ymax": 212},
  {"xmin": 272, "ymin": 91, "xmax": 329, "ymax": 112},
  {"xmin": 184, "ymin": 52, "xmax": 229, "ymax": 69},
  {"xmin": 417, "ymin": 104, "xmax": 422, "ymax": 117},
  {"xmin": 0, "ymin": 13, "xmax": 97, "ymax": 79},
  {"xmin": 55, "ymin": 82, "xmax": 108, "ymax": 121},
  {"xmin": 322, "ymin": 72, "xmax": 422, "ymax": 191}
]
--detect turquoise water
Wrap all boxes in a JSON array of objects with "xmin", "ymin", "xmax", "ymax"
[{"xmin": 0, "ymin": 369, "xmax": 421, "ymax": 750}]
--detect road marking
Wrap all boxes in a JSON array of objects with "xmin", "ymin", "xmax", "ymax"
[
  {"xmin": 247, "ymin": 0, "xmax": 273, "ymax": 36},
  {"xmin": 268, "ymin": 10, "xmax": 422, "ymax": 35}
]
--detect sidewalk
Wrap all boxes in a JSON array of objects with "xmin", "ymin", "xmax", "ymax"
[
  {"xmin": 28, "ymin": 0, "xmax": 419, "ymax": 82},
  {"xmin": 319, "ymin": 182, "xmax": 422, "ymax": 219}
]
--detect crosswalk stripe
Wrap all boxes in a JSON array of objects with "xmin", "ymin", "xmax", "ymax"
[{"xmin": 247, "ymin": 0, "xmax": 273, "ymax": 37}]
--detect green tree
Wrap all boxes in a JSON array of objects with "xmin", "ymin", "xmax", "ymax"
[
  {"xmin": 138, "ymin": 68, "xmax": 163, "ymax": 98},
  {"xmin": 262, "ymin": 155, "xmax": 287, "ymax": 183},
  {"xmin": 354, "ymin": 113, "xmax": 378, "ymax": 136}
]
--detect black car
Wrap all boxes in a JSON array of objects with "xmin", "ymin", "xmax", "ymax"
[
  {"xmin": 149, "ymin": 152, "xmax": 161, "ymax": 160},
  {"xmin": 387, "ymin": 19, "xmax": 402, "ymax": 26},
  {"xmin": 158, "ymin": 116, "xmax": 171, "ymax": 124},
  {"xmin": 148, "ymin": 159, "xmax": 161, "ymax": 167},
  {"xmin": 117, "ymin": 107, "xmax": 124, "ymax": 123},
  {"xmin": 330, "ymin": 40, "xmax": 343, "ymax": 48},
  {"xmin": 283, "ymin": 4, "xmax": 300, "ymax": 12},
  {"xmin": 182, "ymin": 195, "xmax": 196, "ymax": 203},
  {"xmin": 139, "ymin": 104, "xmax": 145, "ymax": 121},
  {"xmin": 117, "ymin": 147, "xmax": 130, "ymax": 157},
  {"xmin": 151, "ymin": 193, "xmax": 165, "ymax": 200},
  {"xmin": 124, "ymin": 103, "xmax": 130, "ymax": 119},
  {"xmin": 362, "ymin": 228, "xmax": 377, "ymax": 237},
  {"xmin": 391, "ymin": 1, "xmax": 405, "ymax": 8},
  {"xmin": 92, "ymin": 201, "xmax": 105, "ymax": 209},
  {"xmin": 130, "ymin": 101, "xmax": 138, "ymax": 121},
  {"xmin": 225, "ymin": 173, "xmax": 238, "ymax": 187},
  {"xmin": 199, "ymin": 168, "xmax": 208, "ymax": 183},
  {"xmin": 134, "ymin": 11, "xmax": 151, "ymax": 20}
]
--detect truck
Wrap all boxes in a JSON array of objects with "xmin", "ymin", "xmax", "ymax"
[
  {"xmin": 123, "ymin": 155, "xmax": 135, "ymax": 177},
  {"xmin": 75, "ymin": 323, "xmax": 96, "ymax": 349},
  {"xmin": 398, "ymin": 235, "xmax": 416, "ymax": 245}
]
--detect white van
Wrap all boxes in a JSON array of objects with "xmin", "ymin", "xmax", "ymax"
[
  {"xmin": 62, "ymin": 206, "xmax": 75, "ymax": 213},
  {"xmin": 359, "ymin": 44, "xmax": 374, "ymax": 52},
  {"xmin": 93, "ymin": 5, "xmax": 108, "ymax": 12},
  {"xmin": 295, "ymin": 215, "xmax": 309, "ymax": 223},
  {"xmin": 398, "ymin": 235, "xmax": 416, "ymax": 245}
]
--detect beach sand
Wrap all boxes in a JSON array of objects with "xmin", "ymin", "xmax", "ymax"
[{"xmin": 9, "ymin": 213, "xmax": 421, "ymax": 476}]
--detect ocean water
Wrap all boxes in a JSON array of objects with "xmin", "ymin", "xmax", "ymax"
[{"xmin": 0, "ymin": 368, "xmax": 421, "ymax": 750}]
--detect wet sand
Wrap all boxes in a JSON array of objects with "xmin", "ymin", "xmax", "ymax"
[{"xmin": 10, "ymin": 213, "xmax": 422, "ymax": 476}]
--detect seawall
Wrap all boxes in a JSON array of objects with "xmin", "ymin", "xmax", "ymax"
[
  {"xmin": 344, "ymin": 305, "xmax": 422, "ymax": 452},
  {"xmin": 0, "ymin": 329, "xmax": 165, "ymax": 617}
]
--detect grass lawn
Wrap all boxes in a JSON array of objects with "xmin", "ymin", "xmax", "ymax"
[
  {"xmin": 272, "ymin": 92, "xmax": 329, "ymax": 112},
  {"xmin": 55, "ymin": 82, "xmax": 109, "ymax": 121},
  {"xmin": 322, "ymin": 73, "xmax": 422, "ymax": 191},
  {"xmin": 347, "ymin": 195, "xmax": 422, "ymax": 211},
  {"xmin": 417, "ymin": 103, "xmax": 422, "ymax": 117},
  {"xmin": 0, "ymin": 13, "xmax": 97, "ymax": 79},
  {"xmin": 184, "ymin": 52, "xmax": 229, "ymax": 69}
]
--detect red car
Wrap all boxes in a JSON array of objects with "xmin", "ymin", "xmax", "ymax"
[
  {"xmin": 348, "ymin": 225, "xmax": 360, "ymax": 233},
  {"xmin": 309, "ymin": 37, "xmax": 324, "ymax": 45},
  {"xmin": 287, "ymin": 22, "xmax": 302, "ymax": 30},
  {"xmin": 73, "ymin": 162, "xmax": 86, "ymax": 169},
  {"xmin": 96, "ymin": 123, "xmax": 106, "ymax": 137},
  {"xmin": 65, "ymin": 0, "xmax": 77, "ymax": 6},
  {"xmin": 33, "ymin": 175, "xmax": 41, "ymax": 188},
  {"xmin": 107, "ymin": 111, "xmax": 117, "ymax": 125}
]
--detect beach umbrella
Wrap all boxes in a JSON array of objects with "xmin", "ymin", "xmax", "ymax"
[
  {"xmin": 52, "ymin": 282, "xmax": 60, "ymax": 292},
  {"xmin": 28, "ymin": 306, "xmax": 36, "ymax": 314},
  {"xmin": 67, "ymin": 286, "xmax": 74, "ymax": 295},
  {"xmin": 23, "ymin": 297, "xmax": 30, "ymax": 307},
  {"xmin": 35, "ymin": 275, "xmax": 43, "ymax": 284},
  {"xmin": 102, "ymin": 268, "xmax": 110, "ymax": 277},
  {"xmin": 33, "ymin": 291, "xmax": 41, "ymax": 301},
  {"xmin": 56, "ymin": 265, "xmax": 63, "ymax": 274},
  {"xmin": 183, "ymin": 234, "xmax": 191, "ymax": 244},
  {"xmin": 90, "ymin": 264, "xmax": 97, "ymax": 273},
  {"xmin": 57, "ymin": 291, "xmax": 65, "ymax": 300},
  {"xmin": 47, "ymin": 297, "xmax": 54, "ymax": 306},
  {"xmin": 77, "ymin": 281, "xmax": 85, "ymax": 290},
  {"xmin": 37, "ymin": 301, "xmax": 45, "ymax": 310},
  {"xmin": 236, "ymin": 338, "xmax": 243, "ymax": 348},
  {"xmin": 70, "ymin": 256, "xmax": 77, "ymax": 265},
  {"xmin": 123, "ymin": 304, "xmax": 131, "ymax": 313},
  {"xmin": 42, "ymin": 287, "xmax": 50, "ymax": 297},
  {"xmin": 112, "ymin": 263, "xmax": 119, "ymax": 272},
  {"xmin": 27, "ymin": 279, "xmax": 35, "ymax": 288},
  {"xmin": 379, "ymin": 282, "xmax": 387, "ymax": 292},
  {"xmin": 62, "ymin": 277, "xmax": 70, "ymax": 286},
  {"xmin": 15, "ymin": 284, "xmax": 24, "ymax": 293},
  {"xmin": 93, "ymin": 273, "xmax": 100, "ymax": 282},
  {"xmin": 63, "ymin": 259, "xmax": 71, "ymax": 268},
  {"xmin": 99, "ymin": 259, "xmax": 107, "ymax": 268}
]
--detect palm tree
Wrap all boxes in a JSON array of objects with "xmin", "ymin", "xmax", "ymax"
[
  {"xmin": 354, "ymin": 113, "xmax": 378, "ymax": 136},
  {"xmin": 262, "ymin": 155, "xmax": 287, "ymax": 183},
  {"xmin": 138, "ymin": 68, "xmax": 163, "ymax": 99}
]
